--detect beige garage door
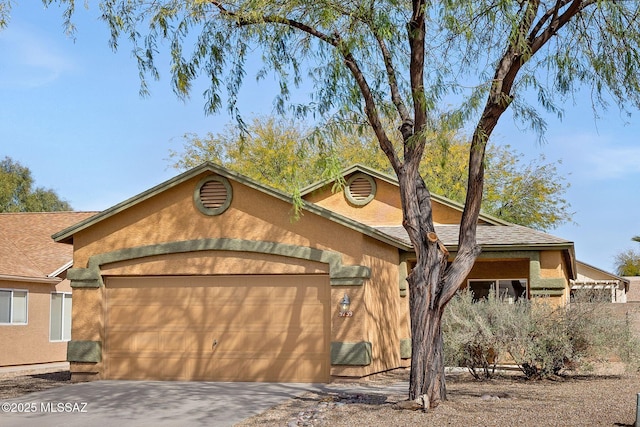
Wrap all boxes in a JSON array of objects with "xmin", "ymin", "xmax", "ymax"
[{"xmin": 104, "ymin": 275, "xmax": 330, "ymax": 382}]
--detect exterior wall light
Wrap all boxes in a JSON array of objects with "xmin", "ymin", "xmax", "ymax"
[{"xmin": 339, "ymin": 293, "xmax": 353, "ymax": 317}]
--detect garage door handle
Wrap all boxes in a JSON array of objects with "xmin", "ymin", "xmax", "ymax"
[{"xmin": 212, "ymin": 339, "xmax": 218, "ymax": 349}]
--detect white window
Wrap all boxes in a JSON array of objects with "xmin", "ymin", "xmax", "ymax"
[
  {"xmin": 467, "ymin": 279, "xmax": 527, "ymax": 303},
  {"xmin": 0, "ymin": 289, "xmax": 28, "ymax": 324},
  {"xmin": 50, "ymin": 292, "xmax": 72, "ymax": 341}
]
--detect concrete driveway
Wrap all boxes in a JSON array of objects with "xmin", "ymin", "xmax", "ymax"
[{"xmin": 0, "ymin": 380, "xmax": 327, "ymax": 426}]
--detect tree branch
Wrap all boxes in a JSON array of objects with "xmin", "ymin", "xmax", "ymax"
[
  {"xmin": 529, "ymin": 0, "xmax": 597, "ymax": 55},
  {"xmin": 208, "ymin": 0, "xmax": 401, "ymax": 171},
  {"xmin": 405, "ymin": 0, "xmax": 427, "ymax": 169},
  {"xmin": 371, "ymin": 28, "xmax": 413, "ymax": 137}
]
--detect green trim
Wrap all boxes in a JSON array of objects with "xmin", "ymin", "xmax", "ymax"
[
  {"xmin": 530, "ymin": 289, "xmax": 566, "ymax": 297},
  {"xmin": 194, "ymin": 175, "xmax": 232, "ymax": 216},
  {"xmin": 400, "ymin": 338, "xmax": 412, "ymax": 359},
  {"xmin": 299, "ymin": 164, "xmax": 510, "ymax": 226},
  {"xmin": 404, "ymin": 250, "xmax": 569, "ymax": 297},
  {"xmin": 68, "ymin": 238, "xmax": 371, "ymax": 288},
  {"xmin": 344, "ymin": 173, "xmax": 377, "ymax": 206},
  {"xmin": 53, "ymin": 162, "xmax": 410, "ymax": 250},
  {"xmin": 67, "ymin": 340, "xmax": 101, "ymax": 363},
  {"xmin": 330, "ymin": 341, "xmax": 372, "ymax": 366},
  {"xmin": 398, "ymin": 259, "xmax": 409, "ymax": 298},
  {"xmin": 528, "ymin": 252, "xmax": 568, "ymax": 294}
]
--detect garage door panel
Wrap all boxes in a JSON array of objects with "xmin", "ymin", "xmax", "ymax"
[
  {"xmin": 105, "ymin": 275, "xmax": 330, "ymax": 382},
  {"xmin": 109, "ymin": 355, "xmax": 189, "ymax": 380}
]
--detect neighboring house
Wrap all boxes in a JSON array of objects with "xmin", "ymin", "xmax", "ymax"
[
  {"xmin": 571, "ymin": 261, "xmax": 629, "ymax": 303},
  {"xmin": 53, "ymin": 163, "xmax": 576, "ymax": 383},
  {"xmin": 0, "ymin": 211, "xmax": 96, "ymax": 368}
]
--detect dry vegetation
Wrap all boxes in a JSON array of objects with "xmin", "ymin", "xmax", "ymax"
[
  {"xmin": 1, "ymin": 368, "xmax": 638, "ymax": 426},
  {"xmin": 237, "ymin": 368, "xmax": 640, "ymax": 427}
]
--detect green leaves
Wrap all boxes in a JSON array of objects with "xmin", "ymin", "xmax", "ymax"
[
  {"xmin": 0, "ymin": 157, "xmax": 72, "ymax": 213},
  {"xmin": 614, "ymin": 248, "xmax": 640, "ymax": 277}
]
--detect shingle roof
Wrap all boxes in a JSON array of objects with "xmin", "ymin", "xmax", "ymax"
[
  {"xmin": 0, "ymin": 212, "xmax": 97, "ymax": 280},
  {"xmin": 375, "ymin": 224, "xmax": 573, "ymax": 248}
]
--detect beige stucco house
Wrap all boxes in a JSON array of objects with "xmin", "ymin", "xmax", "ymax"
[
  {"xmin": 53, "ymin": 163, "xmax": 576, "ymax": 382},
  {"xmin": 0, "ymin": 211, "xmax": 95, "ymax": 368}
]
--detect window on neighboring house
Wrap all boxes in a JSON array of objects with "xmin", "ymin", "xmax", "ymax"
[
  {"xmin": 0, "ymin": 289, "xmax": 28, "ymax": 324},
  {"xmin": 468, "ymin": 279, "xmax": 527, "ymax": 303},
  {"xmin": 50, "ymin": 292, "xmax": 72, "ymax": 341}
]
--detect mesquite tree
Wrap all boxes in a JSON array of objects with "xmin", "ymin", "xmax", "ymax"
[{"xmin": 47, "ymin": 0, "xmax": 640, "ymax": 408}]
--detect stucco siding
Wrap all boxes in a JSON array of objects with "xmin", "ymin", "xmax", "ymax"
[
  {"xmin": 68, "ymin": 171, "xmax": 408, "ymax": 380},
  {"xmin": 0, "ymin": 279, "xmax": 70, "ymax": 367}
]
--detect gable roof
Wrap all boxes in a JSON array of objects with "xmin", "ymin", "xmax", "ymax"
[
  {"xmin": 299, "ymin": 163, "xmax": 511, "ymax": 226},
  {"xmin": 52, "ymin": 162, "xmax": 413, "ymax": 251},
  {"xmin": 0, "ymin": 211, "xmax": 97, "ymax": 282},
  {"xmin": 574, "ymin": 260, "xmax": 629, "ymax": 285}
]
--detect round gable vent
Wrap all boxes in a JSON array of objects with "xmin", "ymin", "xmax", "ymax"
[
  {"xmin": 194, "ymin": 175, "xmax": 232, "ymax": 215},
  {"xmin": 345, "ymin": 173, "xmax": 376, "ymax": 206}
]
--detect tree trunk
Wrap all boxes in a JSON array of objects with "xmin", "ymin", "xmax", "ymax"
[
  {"xmin": 397, "ymin": 168, "xmax": 481, "ymax": 408},
  {"xmin": 408, "ymin": 274, "xmax": 446, "ymax": 406}
]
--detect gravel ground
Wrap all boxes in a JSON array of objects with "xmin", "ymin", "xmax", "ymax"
[
  {"xmin": 1, "ymin": 368, "xmax": 638, "ymax": 426},
  {"xmin": 237, "ymin": 368, "xmax": 640, "ymax": 427},
  {"xmin": 0, "ymin": 371, "xmax": 71, "ymax": 399}
]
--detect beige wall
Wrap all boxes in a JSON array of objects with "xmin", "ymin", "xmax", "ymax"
[
  {"xmin": 303, "ymin": 177, "xmax": 465, "ymax": 227},
  {"xmin": 463, "ymin": 259, "xmax": 530, "ymax": 283},
  {"xmin": 0, "ymin": 278, "xmax": 71, "ymax": 367},
  {"xmin": 70, "ymin": 171, "xmax": 409, "ymax": 379}
]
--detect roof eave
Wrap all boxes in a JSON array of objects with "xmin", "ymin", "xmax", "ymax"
[
  {"xmin": 0, "ymin": 274, "xmax": 61, "ymax": 284},
  {"xmin": 48, "ymin": 260, "xmax": 73, "ymax": 278},
  {"xmin": 300, "ymin": 164, "xmax": 510, "ymax": 226},
  {"xmin": 52, "ymin": 162, "xmax": 412, "ymax": 251}
]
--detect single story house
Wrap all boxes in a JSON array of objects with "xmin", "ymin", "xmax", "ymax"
[
  {"xmin": 572, "ymin": 261, "xmax": 629, "ymax": 303},
  {"xmin": 53, "ymin": 163, "xmax": 576, "ymax": 382},
  {"xmin": 0, "ymin": 211, "xmax": 95, "ymax": 368}
]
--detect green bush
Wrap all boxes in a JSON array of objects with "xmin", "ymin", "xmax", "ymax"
[{"xmin": 443, "ymin": 290, "xmax": 640, "ymax": 379}]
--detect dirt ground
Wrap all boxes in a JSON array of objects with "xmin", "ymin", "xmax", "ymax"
[
  {"xmin": 0, "ymin": 371, "xmax": 71, "ymax": 400},
  {"xmin": 236, "ymin": 368, "xmax": 640, "ymax": 427},
  {"xmin": 1, "ymin": 368, "xmax": 639, "ymax": 426}
]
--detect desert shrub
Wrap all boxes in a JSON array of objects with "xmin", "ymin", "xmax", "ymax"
[
  {"xmin": 443, "ymin": 290, "xmax": 523, "ymax": 379},
  {"xmin": 443, "ymin": 290, "xmax": 640, "ymax": 379}
]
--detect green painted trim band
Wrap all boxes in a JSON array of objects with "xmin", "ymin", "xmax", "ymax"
[
  {"xmin": 528, "ymin": 252, "xmax": 568, "ymax": 291},
  {"xmin": 401, "ymin": 249, "xmax": 569, "ymax": 297},
  {"xmin": 69, "ymin": 238, "xmax": 370, "ymax": 288},
  {"xmin": 530, "ymin": 289, "xmax": 565, "ymax": 297},
  {"xmin": 67, "ymin": 340, "xmax": 101, "ymax": 363},
  {"xmin": 330, "ymin": 342, "xmax": 372, "ymax": 366},
  {"xmin": 398, "ymin": 260, "xmax": 408, "ymax": 297},
  {"xmin": 530, "ymin": 278, "xmax": 566, "ymax": 290},
  {"xmin": 400, "ymin": 338, "xmax": 412, "ymax": 359}
]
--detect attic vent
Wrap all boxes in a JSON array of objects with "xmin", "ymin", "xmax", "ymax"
[
  {"xmin": 200, "ymin": 180, "xmax": 227, "ymax": 209},
  {"xmin": 194, "ymin": 175, "xmax": 232, "ymax": 216},
  {"xmin": 345, "ymin": 173, "xmax": 376, "ymax": 206}
]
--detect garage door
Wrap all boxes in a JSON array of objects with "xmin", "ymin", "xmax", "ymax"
[{"xmin": 104, "ymin": 275, "xmax": 330, "ymax": 382}]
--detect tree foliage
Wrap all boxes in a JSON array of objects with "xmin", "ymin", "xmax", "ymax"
[
  {"xmin": 614, "ymin": 248, "xmax": 640, "ymax": 277},
  {"xmin": 0, "ymin": 157, "xmax": 72, "ymax": 212},
  {"xmin": 43, "ymin": 0, "xmax": 640, "ymax": 407},
  {"xmin": 171, "ymin": 117, "xmax": 572, "ymax": 230},
  {"xmin": 169, "ymin": 116, "xmax": 325, "ymax": 191}
]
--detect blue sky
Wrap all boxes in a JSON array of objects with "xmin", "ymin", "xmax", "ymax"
[{"xmin": 1, "ymin": 3, "xmax": 639, "ymax": 273}]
